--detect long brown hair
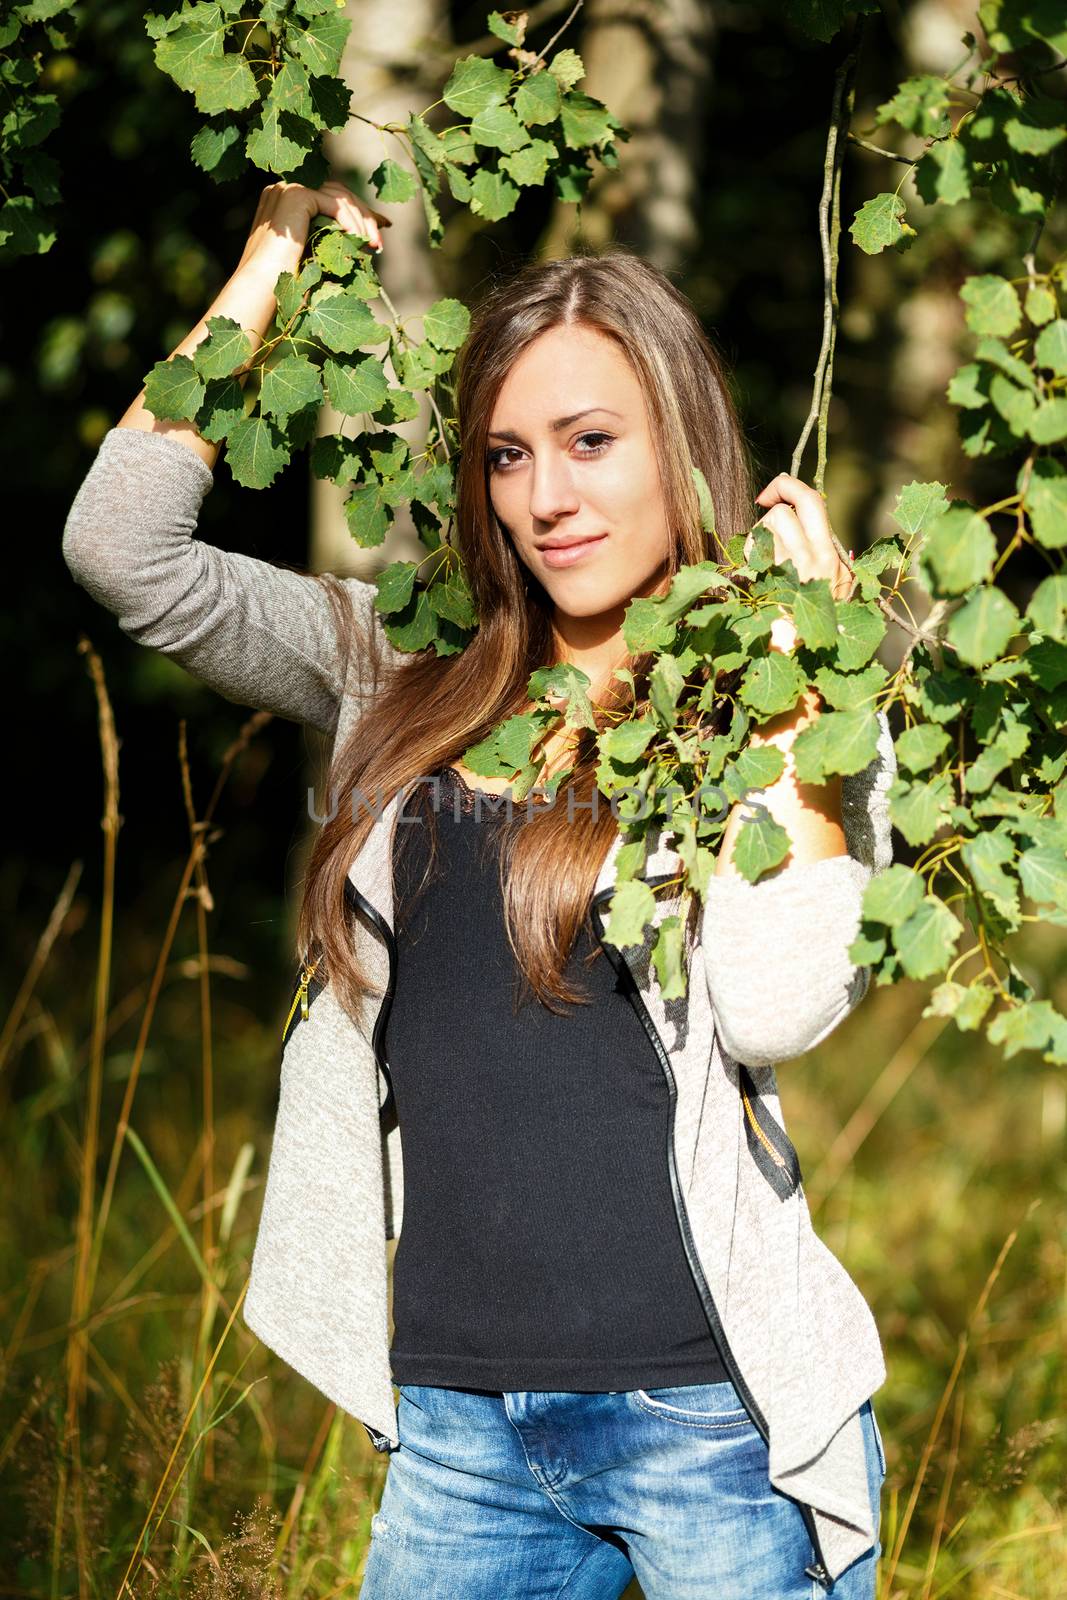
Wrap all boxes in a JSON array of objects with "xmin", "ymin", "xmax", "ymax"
[{"xmin": 296, "ymin": 247, "xmax": 755, "ymax": 1022}]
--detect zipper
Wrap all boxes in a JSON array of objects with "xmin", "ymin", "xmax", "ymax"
[
  {"xmin": 343, "ymin": 876, "xmax": 400, "ymax": 1453},
  {"xmin": 281, "ymin": 956, "xmax": 321, "ymax": 1044},
  {"xmin": 588, "ymin": 877, "xmax": 834, "ymax": 1592},
  {"xmin": 344, "ymin": 877, "xmax": 398, "ymax": 1081},
  {"xmin": 738, "ymin": 1066, "xmax": 803, "ymax": 1202}
]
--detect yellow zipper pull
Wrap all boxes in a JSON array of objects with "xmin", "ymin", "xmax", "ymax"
[{"xmin": 282, "ymin": 957, "xmax": 320, "ymax": 1042}]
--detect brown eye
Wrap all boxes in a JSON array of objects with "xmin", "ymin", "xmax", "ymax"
[{"xmin": 575, "ymin": 432, "xmax": 613, "ymax": 455}]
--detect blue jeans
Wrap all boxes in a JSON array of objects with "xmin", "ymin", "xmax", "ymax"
[{"xmin": 359, "ymin": 1380, "xmax": 886, "ymax": 1598}]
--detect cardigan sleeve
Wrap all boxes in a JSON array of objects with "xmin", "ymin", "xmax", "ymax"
[
  {"xmin": 701, "ymin": 709, "xmax": 896, "ymax": 1068},
  {"xmin": 61, "ymin": 426, "xmax": 400, "ymax": 736}
]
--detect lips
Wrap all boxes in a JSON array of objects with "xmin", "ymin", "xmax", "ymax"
[{"xmin": 539, "ymin": 533, "xmax": 609, "ymax": 569}]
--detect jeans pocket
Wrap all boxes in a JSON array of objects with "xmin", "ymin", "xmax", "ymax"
[{"xmin": 632, "ymin": 1381, "xmax": 753, "ymax": 1427}]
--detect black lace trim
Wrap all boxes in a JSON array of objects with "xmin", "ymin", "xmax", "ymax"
[{"xmin": 437, "ymin": 764, "xmax": 553, "ymax": 817}]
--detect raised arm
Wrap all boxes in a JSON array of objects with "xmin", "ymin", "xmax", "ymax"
[{"xmin": 61, "ymin": 181, "xmax": 401, "ymax": 737}]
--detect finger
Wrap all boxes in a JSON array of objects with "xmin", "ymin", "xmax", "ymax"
[
  {"xmin": 341, "ymin": 197, "xmax": 383, "ymax": 250},
  {"xmin": 757, "ymin": 505, "xmax": 817, "ymax": 580},
  {"xmin": 757, "ymin": 474, "xmax": 832, "ymax": 553},
  {"xmin": 320, "ymin": 180, "xmax": 392, "ymax": 230}
]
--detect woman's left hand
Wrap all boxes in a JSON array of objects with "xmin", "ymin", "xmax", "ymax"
[
  {"xmin": 748, "ymin": 472, "xmax": 853, "ymax": 597},
  {"xmin": 744, "ymin": 473, "xmax": 854, "ymax": 652}
]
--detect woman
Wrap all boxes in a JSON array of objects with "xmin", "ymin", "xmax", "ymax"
[{"xmin": 62, "ymin": 180, "xmax": 895, "ymax": 1599}]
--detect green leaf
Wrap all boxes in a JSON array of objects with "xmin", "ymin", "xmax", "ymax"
[
  {"xmin": 288, "ymin": 8, "xmax": 350, "ymax": 77},
  {"xmin": 246, "ymin": 106, "xmax": 311, "ymax": 174},
  {"xmin": 916, "ymin": 665, "xmax": 973, "ymax": 723},
  {"xmin": 792, "ymin": 707, "xmax": 882, "ymax": 782},
  {"xmin": 863, "ymin": 864, "xmax": 926, "ymax": 926},
  {"xmin": 740, "ymin": 652, "xmax": 808, "ymax": 717},
  {"xmin": 501, "ymin": 137, "xmax": 556, "ymax": 185},
  {"xmin": 875, "ymin": 73, "xmax": 951, "ymax": 137},
  {"xmin": 344, "ymin": 480, "xmax": 392, "ymax": 547},
  {"xmin": 914, "ymin": 139, "xmax": 972, "ymax": 204},
  {"xmin": 488, "ymin": 9, "xmax": 525, "ymax": 45},
  {"xmin": 891, "ymin": 479, "xmax": 950, "ymax": 535},
  {"xmin": 948, "ymin": 363, "xmax": 988, "ymax": 409},
  {"xmin": 849, "ymin": 192, "xmax": 914, "ymax": 255},
  {"xmin": 191, "ymin": 52, "xmax": 257, "ymax": 116},
  {"xmin": 515, "ymin": 71, "xmax": 561, "ymax": 125},
  {"xmin": 144, "ymin": 354, "xmax": 205, "ymax": 422},
  {"xmin": 442, "ymin": 55, "xmax": 512, "ymax": 117},
  {"xmin": 192, "ymin": 315, "xmax": 253, "ymax": 379},
  {"xmin": 893, "ymin": 897, "xmax": 961, "ymax": 979},
  {"xmin": 560, "ymin": 90, "xmax": 614, "ymax": 149},
  {"xmin": 988, "ymin": 372, "xmax": 1035, "ymax": 433},
  {"xmin": 469, "ymin": 165, "xmax": 520, "ymax": 220},
  {"xmin": 810, "ymin": 660, "xmax": 888, "ymax": 710},
  {"xmin": 427, "ymin": 572, "xmax": 478, "ymax": 630},
  {"xmin": 259, "ymin": 354, "xmax": 322, "ymax": 421},
  {"xmin": 850, "ymin": 923, "xmax": 888, "ymax": 965},
  {"xmin": 423, "ymin": 296, "xmax": 470, "ymax": 350},
  {"xmin": 600, "ymin": 877, "xmax": 657, "ymax": 950},
  {"xmin": 974, "ymin": 335, "xmax": 1040, "ymax": 392},
  {"xmin": 196, "ymin": 374, "xmax": 246, "ymax": 441},
  {"xmin": 601, "ymin": 717, "xmax": 657, "ymax": 765},
  {"xmin": 960, "ymin": 274, "xmax": 1022, "ymax": 338},
  {"xmin": 548, "ymin": 48, "xmax": 585, "ymax": 90},
  {"xmin": 1026, "ymin": 573, "xmax": 1067, "ymax": 640},
  {"xmin": 946, "ymin": 587, "xmax": 1021, "ymax": 667},
  {"xmin": 1019, "ymin": 845, "xmax": 1067, "ymax": 910},
  {"xmin": 154, "ymin": 21, "xmax": 223, "ymax": 94},
  {"xmin": 834, "ymin": 600, "xmax": 886, "ymax": 670},
  {"xmin": 920, "ymin": 505, "xmax": 996, "ymax": 595},
  {"xmin": 306, "ymin": 290, "xmax": 384, "ymax": 352},
  {"xmin": 225, "ymin": 414, "xmax": 290, "ymax": 489},
  {"xmin": 1021, "ymin": 458, "xmax": 1067, "ymax": 548},
  {"xmin": 692, "ymin": 466, "xmax": 717, "ymax": 536},
  {"xmin": 650, "ymin": 652, "xmax": 685, "ymax": 725},
  {"xmin": 370, "ymin": 158, "xmax": 417, "ymax": 203},
  {"xmin": 374, "ymin": 387, "xmax": 421, "ymax": 424},
  {"xmin": 987, "ymin": 1000, "xmax": 1067, "ymax": 1062},
  {"xmin": 323, "ymin": 354, "xmax": 391, "ymax": 415},
  {"xmin": 1028, "ymin": 398, "xmax": 1067, "ymax": 444},
  {"xmin": 651, "ymin": 914, "xmax": 687, "ymax": 1002},
  {"xmin": 383, "ymin": 586, "xmax": 438, "ymax": 651},
  {"xmin": 470, "ymin": 101, "xmax": 530, "ymax": 153},
  {"xmin": 1034, "ymin": 318, "xmax": 1067, "ymax": 375},
  {"xmin": 962, "ymin": 717, "xmax": 1030, "ymax": 795},
  {"xmin": 888, "ymin": 772, "xmax": 954, "ymax": 846},
  {"xmin": 1025, "ymin": 284, "xmax": 1057, "ymax": 326},
  {"xmin": 961, "ymin": 830, "xmax": 1019, "ymax": 915},
  {"xmin": 732, "ymin": 744, "xmax": 787, "ymax": 792},
  {"xmin": 398, "ymin": 340, "xmax": 453, "ymax": 390},
  {"xmin": 955, "ymin": 982, "xmax": 996, "ymax": 1031},
  {"xmin": 375, "ymin": 563, "xmax": 415, "ymax": 611},
  {"xmin": 895, "ymin": 722, "xmax": 951, "ymax": 774},
  {"xmin": 191, "ymin": 120, "xmax": 245, "ymax": 180},
  {"xmin": 730, "ymin": 807, "xmax": 792, "ymax": 883},
  {"xmin": 792, "ymin": 579, "xmax": 838, "ymax": 649}
]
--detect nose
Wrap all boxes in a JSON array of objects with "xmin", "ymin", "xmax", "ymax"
[{"xmin": 528, "ymin": 448, "xmax": 580, "ymax": 527}]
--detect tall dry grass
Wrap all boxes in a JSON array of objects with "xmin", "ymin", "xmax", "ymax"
[{"xmin": 2, "ymin": 642, "xmax": 1064, "ymax": 1596}]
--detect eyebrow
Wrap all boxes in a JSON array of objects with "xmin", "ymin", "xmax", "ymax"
[{"xmin": 487, "ymin": 407, "xmax": 623, "ymax": 443}]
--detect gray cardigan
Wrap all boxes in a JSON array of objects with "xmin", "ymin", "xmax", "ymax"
[{"xmin": 62, "ymin": 427, "xmax": 897, "ymax": 1589}]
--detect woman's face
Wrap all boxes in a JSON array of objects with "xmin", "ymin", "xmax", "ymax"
[{"xmin": 486, "ymin": 323, "xmax": 672, "ymax": 624}]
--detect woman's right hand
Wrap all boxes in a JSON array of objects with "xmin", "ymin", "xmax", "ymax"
[{"xmin": 234, "ymin": 179, "xmax": 390, "ymax": 286}]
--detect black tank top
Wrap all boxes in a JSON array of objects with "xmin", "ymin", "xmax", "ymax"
[{"xmin": 383, "ymin": 764, "xmax": 728, "ymax": 1391}]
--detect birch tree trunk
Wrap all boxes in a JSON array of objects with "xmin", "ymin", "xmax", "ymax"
[
  {"xmin": 309, "ymin": 0, "xmax": 449, "ymax": 580},
  {"xmin": 538, "ymin": 0, "xmax": 715, "ymax": 273}
]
